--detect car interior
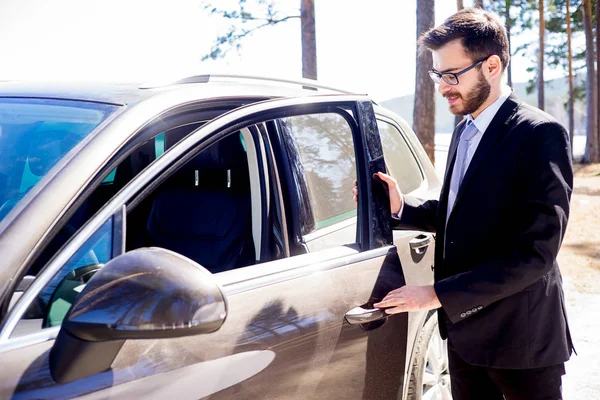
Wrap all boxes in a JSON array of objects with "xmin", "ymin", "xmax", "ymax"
[
  {"xmin": 126, "ymin": 127, "xmax": 257, "ymax": 273},
  {"xmin": 10, "ymin": 119, "xmax": 289, "ymax": 336}
]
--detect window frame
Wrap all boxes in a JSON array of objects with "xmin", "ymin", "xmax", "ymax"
[{"xmin": 268, "ymin": 108, "xmax": 362, "ymax": 250}]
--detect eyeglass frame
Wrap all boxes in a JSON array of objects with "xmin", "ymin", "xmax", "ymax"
[{"xmin": 428, "ymin": 56, "xmax": 490, "ymax": 86}]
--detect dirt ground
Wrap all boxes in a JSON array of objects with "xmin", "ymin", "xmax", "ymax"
[{"xmin": 559, "ymin": 164, "xmax": 600, "ymax": 399}]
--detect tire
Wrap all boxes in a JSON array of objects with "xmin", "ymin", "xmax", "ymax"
[{"xmin": 406, "ymin": 313, "xmax": 452, "ymax": 400}]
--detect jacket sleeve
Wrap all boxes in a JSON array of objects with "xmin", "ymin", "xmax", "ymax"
[
  {"xmin": 434, "ymin": 121, "xmax": 573, "ymax": 323},
  {"xmin": 391, "ymin": 195, "xmax": 439, "ymax": 233}
]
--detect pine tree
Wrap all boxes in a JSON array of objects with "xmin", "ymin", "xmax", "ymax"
[
  {"xmin": 582, "ymin": 0, "xmax": 598, "ymax": 162},
  {"xmin": 414, "ymin": 0, "xmax": 436, "ymax": 164}
]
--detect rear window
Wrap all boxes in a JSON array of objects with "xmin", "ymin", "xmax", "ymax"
[
  {"xmin": 0, "ymin": 98, "xmax": 119, "ymax": 223},
  {"xmin": 377, "ymin": 120, "xmax": 424, "ymax": 193}
]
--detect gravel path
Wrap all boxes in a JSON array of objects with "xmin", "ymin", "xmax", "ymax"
[{"xmin": 560, "ymin": 164, "xmax": 600, "ymax": 399}]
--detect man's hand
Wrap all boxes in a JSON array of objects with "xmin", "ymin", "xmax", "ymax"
[
  {"xmin": 374, "ymin": 285, "xmax": 441, "ymax": 314},
  {"xmin": 352, "ymin": 172, "xmax": 404, "ymax": 215}
]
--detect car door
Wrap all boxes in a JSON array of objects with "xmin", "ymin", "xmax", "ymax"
[{"xmin": 0, "ymin": 95, "xmax": 408, "ymax": 400}]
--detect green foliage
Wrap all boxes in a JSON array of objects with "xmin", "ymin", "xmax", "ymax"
[
  {"xmin": 485, "ymin": 0, "xmax": 597, "ymax": 112},
  {"xmin": 201, "ymin": 1, "xmax": 300, "ymax": 61},
  {"xmin": 509, "ymin": 0, "xmax": 596, "ymax": 104}
]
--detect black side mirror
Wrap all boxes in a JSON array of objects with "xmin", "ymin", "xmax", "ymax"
[{"xmin": 49, "ymin": 248, "xmax": 227, "ymax": 384}]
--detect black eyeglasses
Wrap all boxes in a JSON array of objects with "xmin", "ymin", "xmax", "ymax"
[{"xmin": 428, "ymin": 57, "xmax": 489, "ymax": 85}]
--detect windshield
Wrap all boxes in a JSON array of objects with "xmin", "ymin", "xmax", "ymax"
[{"xmin": 0, "ymin": 98, "xmax": 119, "ymax": 223}]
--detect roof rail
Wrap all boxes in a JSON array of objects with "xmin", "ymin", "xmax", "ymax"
[{"xmin": 139, "ymin": 74, "xmax": 353, "ymax": 94}]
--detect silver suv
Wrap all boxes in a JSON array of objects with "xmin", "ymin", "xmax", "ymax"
[{"xmin": 0, "ymin": 75, "xmax": 448, "ymax": 400}]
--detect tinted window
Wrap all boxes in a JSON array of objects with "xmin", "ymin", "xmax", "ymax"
[
  {"xmin": 12, "ymin": 216, "xmax": 117, "ymax": 336},
  {"xmin": 0, "ymin": 99, "xmax": 119, "ymax": 222},
  {"xmin": 280, "ymin": 113, "xmax": 357, "ymax": 235},
  {"xmin": 377, "ymin": 120, "xmax": 423, "ymax": 194}
]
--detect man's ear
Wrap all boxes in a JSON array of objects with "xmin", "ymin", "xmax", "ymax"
[{"xmin": 485, "ymin": 55, "xmax": 503, "ymax": 80}]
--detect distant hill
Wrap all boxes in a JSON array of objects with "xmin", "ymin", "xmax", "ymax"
[{"xmin": 380, "ymin": 76, "xmax": 587, "ymax": 135}]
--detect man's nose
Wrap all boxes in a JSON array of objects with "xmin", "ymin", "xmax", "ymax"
[{"xmin": 438, "ymin": 80, "xmax": 451, "ymax": 95}]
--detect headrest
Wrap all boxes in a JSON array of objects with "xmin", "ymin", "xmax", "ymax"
[{"xmin": 165, "ymin": 132, "xmax": 248, "ymax": 189}]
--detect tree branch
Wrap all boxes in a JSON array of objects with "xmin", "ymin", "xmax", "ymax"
[{"xmin": 202, "ymin": 13, "xmax": 301, "ymax": 61}]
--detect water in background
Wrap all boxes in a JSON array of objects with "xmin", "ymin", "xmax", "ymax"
[{"xmin": 433, "ymin": 133, "xmax": 587, "ymax": 176}]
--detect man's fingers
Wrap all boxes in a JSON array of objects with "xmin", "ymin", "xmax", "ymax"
[
  {"xmin": 378, "ymin": 287, "xmax": 405, "ymax": 302},
  {"xmin": 374, "ymin": 296, "xmax": 405, "ymax": 309},
  {"xmin": 383, "ymin": 306, "xmax": 407, "ymax": 315},
  {"xmin": 375, "ymin": 171, "xmax": 396, "ymax": 184}
]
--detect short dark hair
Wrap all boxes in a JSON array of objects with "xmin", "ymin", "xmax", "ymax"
[{"xmin": 418, "ymin": 8, "xmax": 510, "ymax": 70}]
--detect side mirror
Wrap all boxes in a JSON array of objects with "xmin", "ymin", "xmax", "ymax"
[{"xmin": 49, "ymin": 248, "xmax": 227, "ymax": 384}]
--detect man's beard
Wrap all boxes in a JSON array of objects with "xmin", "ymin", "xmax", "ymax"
[{"xmin": 446, "ymin": 72, "xmax": 491, "ymax": 116}]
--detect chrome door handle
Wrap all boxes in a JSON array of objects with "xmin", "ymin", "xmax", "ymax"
[
  {"xmin": 344, "ymin": 306, "xmax": 388, "ymax": 325},
  {"xmin": 409, "ymin": 234, "xmax": 431, "ymax": 254}
]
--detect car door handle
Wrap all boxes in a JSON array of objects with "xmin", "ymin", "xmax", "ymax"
[
  {"xmin": 409, "ymin": 234, "xmax": 432, "ymax": 254},
  {"xmin": 344, "ymin": 306, "xmax": 388, "ymax": 325}
]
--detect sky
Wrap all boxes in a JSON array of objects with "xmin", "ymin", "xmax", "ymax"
[{"xmin": 0, "ymin": 0, "xmax": 569, "ymax": 103}]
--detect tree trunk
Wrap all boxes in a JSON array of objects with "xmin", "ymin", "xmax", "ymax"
[
  {"xmin": 414, "ymin": 0, "xmax": 436, "ymax": 164},
  {"xmin": 538, "ymin": 0, "xmax": 545, "ymax": 110},
  {"xmin": 300, "ymin": 0, "xmax": 317, "ymax": 80},
  {"xmin": 596, "ymin": 0, "xmax": 600, "ymax": 161},
  {"xmin": 566, "ymin": 0, "xmax": 575, "ymax": 157},
  {"xmin": 582, "ymin": 0, "xmax": 598, "ymax": 163},
  {"xmin": 475, "ymin": 0, "xmax": 484, "ymax": 8},
  {"xmin": 505, "ymin": 0, "xmax": 513, "ymax": 88},
  {"xmin": 455, "ymin": 0, "xmax": 465, "ymax": 128}
]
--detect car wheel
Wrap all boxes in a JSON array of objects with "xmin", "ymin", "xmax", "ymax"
[{"xmin": 407, "ymin": 314, "xmax": 452, "ymax": 400}]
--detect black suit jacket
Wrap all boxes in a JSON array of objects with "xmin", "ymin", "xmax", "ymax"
[{"xmin": 394, "ymin": 93, "xmax": 574, "ymax": 369}]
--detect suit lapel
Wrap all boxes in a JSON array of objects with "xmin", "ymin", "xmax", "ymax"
[{"xmin": 453, "ymin": 93, "xmax": 521, "ymax": 209}]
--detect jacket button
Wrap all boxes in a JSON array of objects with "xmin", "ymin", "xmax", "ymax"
[
  {"xmin": 477, "ymin": 306, "xmax": 483, "ymax": 310},
  {"xmin": 472, "ymin": 308, "xmax": 478, "ymax": 312},
  {"xmin": 460, "ymin": 313, "xmax": 466, "ymax": 318},
  {"xmin": 466, "ymin": 310, "xmax": 472, "ymax": 315}
]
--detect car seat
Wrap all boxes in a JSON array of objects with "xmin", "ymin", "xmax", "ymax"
[{"xmin": 144, "ymin": 131, "xmax": 255, "ymax": 273}]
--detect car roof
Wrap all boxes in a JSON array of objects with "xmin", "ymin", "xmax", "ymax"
[{"xmin": 0, "ymin": 75, "xmax": 355, "ymax": 106}]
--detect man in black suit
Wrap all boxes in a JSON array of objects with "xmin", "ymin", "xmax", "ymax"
[{"xmin": 365, "ymin": 8, "xmax": 574, "ymax": 400}]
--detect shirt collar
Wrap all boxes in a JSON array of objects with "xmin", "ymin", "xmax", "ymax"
[{"xmin": 466, "ymin": 85, "xmax": 512, "ymax": 134}]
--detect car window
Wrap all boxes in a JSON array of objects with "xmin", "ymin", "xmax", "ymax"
[
  {"xmin": 278, "ymin": 113, "xmax": 357, "ymax": 239},
  {"xmin": 11, "ymin": 215, "xmax": 118, "ymax": 337},
  {"xmin": 10, "ymin": 131, "xmax": 252, "ymax": 337},
  {"xmin": 7, "ymin": 120, "xmax": 257, "ymax": 338},
  {"xmin": 0, "ymin": 98, "xmax": 119, "ymax": 223},
  {"xmin": 100, "ymin": 131, "xmax": 166, "ymax": 186},
  {"xmin": 25, "ymin": 123, "xmax": 206, "ymax": 279},
  {"xmin": 377, "ymin": 120, "xmax": 424, "ymax": 194}
]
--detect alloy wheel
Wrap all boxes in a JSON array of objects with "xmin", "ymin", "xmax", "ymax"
[{"xmin": 421, "ymin": 329, "xmax": 452, "ymax": 400}]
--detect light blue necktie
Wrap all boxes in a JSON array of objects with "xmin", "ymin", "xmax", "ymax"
[{"xmin": 446, "ymin": 120, "xmax": 479, "ymax": 223}]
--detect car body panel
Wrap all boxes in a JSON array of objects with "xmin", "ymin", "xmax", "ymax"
[
  {"xmin": 1, "ymin": 247, "xmax": 405, "ymax": 400},
  {"xmin": 0, "ymin": 82, "xmax": 442, "ymax": 400}
]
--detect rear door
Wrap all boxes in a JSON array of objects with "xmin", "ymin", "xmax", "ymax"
[{"xmin": 0, "ymin": 96, "xmax": 408, "ymax": 399}]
